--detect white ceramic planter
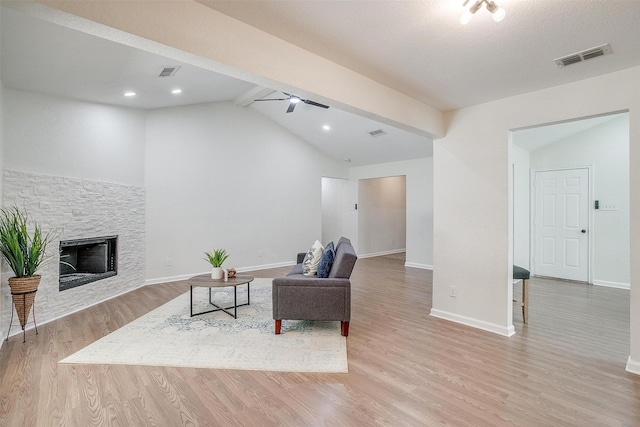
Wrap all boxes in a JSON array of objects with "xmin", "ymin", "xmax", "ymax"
[{"xmin": 211, "ymin": 267, "xmax": 224, "ymax": 280}]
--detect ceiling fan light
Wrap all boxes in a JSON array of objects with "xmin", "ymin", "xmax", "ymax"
[
  {"xmin": 491, "ymin": 6, "xmax": 506, "ymax": 22},
  {"xmin": 290, "ymin": 96, "xmax": 301, "ymax": 104},
  {"xmin": 459, "ymin": 10, "xmax": 473, "ymax": 25},
  {"xmin": 460, "ymin": 0, "xmax": 481, "ymax": 25}
]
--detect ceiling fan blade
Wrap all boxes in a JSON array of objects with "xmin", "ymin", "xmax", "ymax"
[
  {"xmin": 302, "ymin": 99, "xmax": 330, "ymax": 109},
  {"xmin": 253, "ymin": 98, "xmax": 288, "ymax": 102},
  {"xmin": 286, "ymin": 102, "xmax": 296, "ymax": 113}
]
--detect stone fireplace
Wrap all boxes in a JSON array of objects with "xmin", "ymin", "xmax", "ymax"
[
  {"xmin": 2, "ymin": 170, "xmax": 145, "ymax": 332},
  {"xmin": 59, "ymin": 236, "xmax": 118, "ymax": 291}
]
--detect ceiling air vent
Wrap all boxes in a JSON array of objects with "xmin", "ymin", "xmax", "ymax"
[
  {"xmin": 369, "ymin": 129, "xmax": 387, "ymax": 137},
  {"xmin": 554, "ymin": 44, "xmax": 612, "ymax": 68},
  {"xmin": 157, "ymin": 66, "xmax": 181, "ymax": 77}
]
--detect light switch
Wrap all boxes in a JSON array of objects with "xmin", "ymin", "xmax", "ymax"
[{"xmin": 599, "ymin": 203, "xmax": 618, "ymax": 211}]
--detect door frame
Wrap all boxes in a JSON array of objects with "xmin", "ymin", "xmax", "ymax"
[{"xmin": 530, "ymin": 165, "xmax": 594, "ymax": 283}]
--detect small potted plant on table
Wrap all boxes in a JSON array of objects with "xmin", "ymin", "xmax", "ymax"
[
  {"xmin": 204, "ymin": 248, "xmax": 229, "ymax": 280},
  {"xmin": 0, "ymin": 206, "xmax": 54, "ymax": 341}
]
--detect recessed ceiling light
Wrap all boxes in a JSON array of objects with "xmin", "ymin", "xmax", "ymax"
[
  {"xmin": 124, "ymin": 91, "xmax": 136, "ymax": 97},
  {"xmin": 172, "ymin": 89, "xmax": 182, "ymax": 94},
  {"xmin": 323, "ymin": 125, "xmax": 331, "ymax": 131}
]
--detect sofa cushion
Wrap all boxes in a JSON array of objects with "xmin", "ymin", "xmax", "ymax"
[
  {"xmin": 302, "ymin": 240, "xmax": 324, "ymax": 276},
  {"xmin": 317, "ymin": 241, "xmax": 335, "ymax": 278},
  {"xmin": 287, "ymin": 263, "xmax": 304, "ymax": 276}
]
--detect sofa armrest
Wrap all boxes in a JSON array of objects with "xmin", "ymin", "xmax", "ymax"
[{"xmin": 296, "ymin": 252, "xmax": 307, "ymax": 264}]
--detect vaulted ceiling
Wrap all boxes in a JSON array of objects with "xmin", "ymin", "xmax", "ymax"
[{"xmin": 2, "ymin": 1, "xmax": 639, "ymax": 166}]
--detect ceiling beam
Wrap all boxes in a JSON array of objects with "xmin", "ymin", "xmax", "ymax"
[
  {"xmin": 234, "ymin": 86, "xmax": 276, "ymax": 108},
  {"xmin": 14, "ymin": 0, "xmax": 444, "ymax": 139}
]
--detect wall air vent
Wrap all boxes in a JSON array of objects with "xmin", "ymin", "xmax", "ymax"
[
  {"xmin": 157, "ymin": 66, "xmax": 181, "ymax": 77},
  {"xmin": 554, "ymin": 43, "xmax": 612, "ymax": 68},
  {"xmin": 369, "ymin": 129, "xmax": 387, "ymax": 137}
]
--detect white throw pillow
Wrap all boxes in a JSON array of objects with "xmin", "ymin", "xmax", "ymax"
[{"xmin": 302, "ymin": 240, "xmax": 324, "ymax": 276}]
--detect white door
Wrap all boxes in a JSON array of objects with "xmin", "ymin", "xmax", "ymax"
[{"xmin": 534, "ymin": 168, "xmax": 589, "ymax": 282}]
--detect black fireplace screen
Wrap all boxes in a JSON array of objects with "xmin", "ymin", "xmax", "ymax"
[{"xmin": 59, "ymin": 236, "xmax": 118, "ymax": 291}]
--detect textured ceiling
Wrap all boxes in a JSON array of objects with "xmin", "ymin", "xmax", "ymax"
[{"xmin": 200, "ymin": 0, "xmax": 640, "ymax": 111}]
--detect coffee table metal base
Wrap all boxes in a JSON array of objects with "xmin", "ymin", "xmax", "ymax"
[{"xmin": 190, "ymin": 283, "xmax": 250, "ymax": 319}]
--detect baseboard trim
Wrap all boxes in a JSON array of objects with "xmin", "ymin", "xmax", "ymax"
[
  {"xmin": 592, "ymin": 280, "xmax": 630, "ymax": 290},
  {"xmin": 144, "ymin": 261, "xmax": 296, "ymax": 286},
  {"xmin": 430, "ymin": 308, "xmax": 515, "ymax": 337},
  {"xmin": 405, "ymin": 262, "xmax": 433, "ymax": 270},
  {"xmin": 358, "ymin": 249, "xmax": 406, "ymax": 259},
  {"xmin": 626, "ymin": 357, "xmax": 640, "ymax": 376},
  {"xmin": 236, "ymin": 261, "xmax": 296, "ymax": 273},
  {"xmin": 4, "ymin": 282, "xmax": 146, "ymax": 339}
]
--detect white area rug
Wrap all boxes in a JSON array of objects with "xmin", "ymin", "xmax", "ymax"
[{"xmin": 60, "ymin": 279, "xmax": 348, "ymax": 373}]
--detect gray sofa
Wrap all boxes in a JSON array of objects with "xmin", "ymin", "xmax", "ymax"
[{"xmin": 272, "ymin": 237, "xmax": 357, "ymax": 336}]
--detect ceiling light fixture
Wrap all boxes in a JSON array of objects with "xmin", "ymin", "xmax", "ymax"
[
  {"xmin": 171, "ymin": 89, "xmax": 182, "ymax": 94},
  {"xmin": 323, "ymin": 125, "xmax": 331, "ymax": 131},
  {"xmin": 124, "ymin": 91, "xmax": 136, "ymax": 97},
  {"xmin": 289, "ymin": 96, "xmax": 301, "ymax": 104},
  {"xmin": 460, "ymin": 0, "xmax": 505, "ymax": 25}
]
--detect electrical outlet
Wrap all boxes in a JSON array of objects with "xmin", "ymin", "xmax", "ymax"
[
  {"xmin": 258, "ymin": 250, "xmax": 263, "ymax": 257},
  {"xmin": 165, "ymin": 258, "xmax": 171, "ymax": 267},
  {"xmin": 449, "ymin": 286, "xmax": 457, "ymax": 297}
]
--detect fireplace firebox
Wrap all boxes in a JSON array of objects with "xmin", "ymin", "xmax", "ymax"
[{"xmin": 59, "ymin": 236, "xmax": 118, "ymax": 291}]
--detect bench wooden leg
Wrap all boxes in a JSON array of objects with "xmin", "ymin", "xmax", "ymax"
[
  {"xmin": 341, "ymin": 321, "xmax": 349, "ymax": 337},
  {"xmin": 275, "ymin": 319, "xmax": 282, "ymax": 334}
]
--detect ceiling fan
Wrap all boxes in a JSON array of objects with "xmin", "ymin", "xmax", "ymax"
[{"xmin": 253, "ymin": 92, "xmax": 330, "ymax": 113}]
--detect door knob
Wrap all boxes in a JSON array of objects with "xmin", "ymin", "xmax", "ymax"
[{"xmin": 581, "ymin": 229, "xmax": 587, "ymax": 233}]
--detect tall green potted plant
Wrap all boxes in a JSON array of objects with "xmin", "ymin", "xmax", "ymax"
[{"xmin": 0, "ymin": 207, "xmax": 54, "ymax": 329}]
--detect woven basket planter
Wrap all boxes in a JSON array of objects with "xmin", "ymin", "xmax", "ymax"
[{"xmin": 8, "ymin": 275, "xmax": 41, "ymax": 328}]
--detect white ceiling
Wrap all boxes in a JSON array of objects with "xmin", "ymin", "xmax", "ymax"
[
  {"xmin": 0, "ymin": 7, "xmax": 256, "ymax": 109},
  {"xmin": 200, "ymin": 0, "xmax": 640, "ymax": 112},
  {"xmin": 2, "ymin": 1, "xmax": 639, "ymax": 166}
]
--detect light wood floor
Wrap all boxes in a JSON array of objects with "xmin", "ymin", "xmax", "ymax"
[{"xmin": 1, "ymin": 255, "xmax": 639, "ymax": 426}]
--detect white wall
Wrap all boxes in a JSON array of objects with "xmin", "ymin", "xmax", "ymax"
[
  {"xmin": 321, "ymin": 177, "xmax": 350, "ymax": 245},
  {"xmin": 3, "ymin": 89, "xmax": 145, "ymax": 186},
  {"xmin": 144, "ymin": 101, "xmax": 348, "ymax": 282},
  {"xmin": 512, "ymin": 144, "xmax": 530, "ymax": 269},
  {"xmin": 0, "ymin": 5, "xmax": 4, "ymax": 348},
  {"xmin": 358, "ymin": 176, "xmax": 406, "ymax": 256},
  {"xmin": 529, "ymin": 114, "xmax": 630, "ymax": 287},
  {"xmin": 431, "ymin": 67, "xmax": 640, "ymax": 362},
  {"xmin": 348, "ymin": 158, "xmax": 433, "ymax": 269}
]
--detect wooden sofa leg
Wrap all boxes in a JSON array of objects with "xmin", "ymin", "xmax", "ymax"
[
  {"xmin": 341, "ymin": 321, "xmax": 349, "ymax": 337},
  {"xmin": 522, "ymin": 279, "xmax": 529, "ymax": 324},
  {"xmin": 275, "ymin": 319, "xmax": 282, "ymax": 335}
]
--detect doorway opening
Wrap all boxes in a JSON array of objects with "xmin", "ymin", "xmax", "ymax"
[
  {"xmin": 357, "ymin": 175, "xmax": 406, "ymax": 258},
  {"xmin": 512, "ymin": 112, "xmax": 629, "ymax": 289}
]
